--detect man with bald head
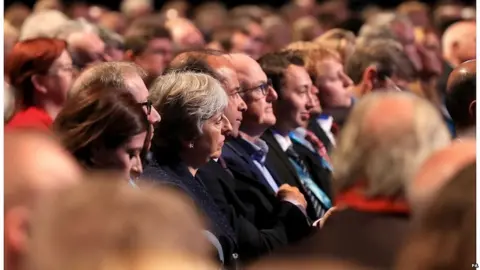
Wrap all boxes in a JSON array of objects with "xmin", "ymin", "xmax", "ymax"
[
  {"xmin": 442, "ymin": 20, "xmax": 476, "ymax": 68},
  {"xmin": 5, "ymin": 130, "xmax": 82, "ymax": 270},
  {"xmin": 445, "ymin": 59, "xmax": 476, "ymax": 139},
  {"xmin": 407, "ymin": 139, "xmax": 476, "ymax": 216},
  {"xmin": 278, "ymin": 91, "xmax": 451, "ymax": 269},
  {"xmin": 167, "ymin": 50, "xmax": 312, "ymax": 263}
]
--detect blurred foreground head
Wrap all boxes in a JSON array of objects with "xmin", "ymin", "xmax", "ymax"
[
  {"xmin": 396, "ymin": 162, "xmax": 476, "ymax": 270},
  {"xmin": 407, "ymin": 139, "xmax": 476, "ymax": 215},
  {"xmin": 24, "ymin": 178, "xmax": 212, "ymax": 270},
  {"xmin": 5, "ymin": 130, "xmax": 82, "ymax": 270},
  {"xmin": 333, "ymin": 91, "xmax": 451, "ymax": 200}
]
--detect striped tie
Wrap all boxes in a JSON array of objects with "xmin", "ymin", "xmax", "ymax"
[{"xmin": 285, "ymin": 146, "xmax": 325, "ymax": 219}]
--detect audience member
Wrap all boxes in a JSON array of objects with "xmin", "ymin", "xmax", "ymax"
[
  {"xmin": 442, "ymin": 20, "xmax": 476, "ymax": 68},
  {"xmin": 19, "ymin": 10, "xmax": 68, "ymax": 40},
  {"xmin": 313, "ymin": 28, "xmax": 356, "ymax": 65},
  {"xmin": 277, "ymin": 91, "xmax": 451, "ymax": 269},
  {"xmin": 4, "ymin": 82, "xmax": 15, "ymax": 123},
  {"xmin": 124, "ymin": 21, "xmax": 173, "ymax": 86},
  {"xmin": 165, "ymin": 18, "xmax": 206, "ymax": 53},
  {"xmin": 445, "ymin": 59, "xmax": 476, "ymax": 139},
  {"xmin": 5, "ymin": 2, "xmax": 31, "ymax": 30},
  {"xmin": 53, "ymin": 84, "xmax": 149, "ymax": 180},
  {"xmin": 396, "ymin": 162, "xmax": 476, "ymax": 270},
  {"xmin": 98, "ymin": 27, "xmax": 125, "ymax": 61},
  {"xmin": 347, "ymin": 39, "xmax": 416, "ymax": 97},
  {"xmin": 258, "ymin": 52, "xmax": 333, "ymax": 221},
  {"xmin": 143, "ymin": 72, "xmax": 238, "ymax": 267},
  {"xmin": 6, "ymin": 38, "xmax": 74, "ymax": 130},
  {"xmin": 24, "ymin": 178, "xmax": 212, "ymax": 270},
  {"xmin": 407, "ymin": 139, "xmax": 476, "ymax": 216},
  {"xmin": 4, "ymin": 20, "xmax": 19, "ymax": 57},
  {"xmin": 5, "ymin": 130, "xmax": 82, "ymax": 270}
]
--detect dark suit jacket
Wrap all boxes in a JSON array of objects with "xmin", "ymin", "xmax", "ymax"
[
  {"xmin": 274, "ymin": 209, "xmax": 410, "ymax": 269},
  {"xmin": 198, "ymin": 156, "xmax": 311, "ymax": 263},
  {"xmin": 142, "ymin": 153, "xmax": 238, "ymax": 267},
  {"xmin": 261, "ymin": 129, "xmax": 333, "ymax": 220},
  {"xmin": 308, "ymin": 117, "xmax": 334, "ymax": 154}
]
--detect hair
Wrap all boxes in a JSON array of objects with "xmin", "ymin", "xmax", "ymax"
[
  {"xmin": 163, "ymin": 50, "xmax": 226, "ymax": 82},
  {"xmin": 24, "ymin": 178, "xmax": 209, "ymax": 270},
  {"xmin": 53, "ymin": 84, "xmax": 149, "ymax": 170},
  {"xmin": 332, "ymin": 92, "xmax": 451, "ymax": 198},
  {"xmin": 445, "ymin": 62, "xmax": 476, "ymax": 129},
  {"xmin": 98, "ymin": 26, "xmax": 125, "ymax": 50},
  {"xmin": 124, "ymin": 21, "xmax": 171, "ymax": 56},
  {"xmin": 71, "ymin": 61, "xmax": 147, "ymax": 97},
  {"xmin": 396, "ymin": 162, "xmax": 476, "ymax": 270},
  {"xmin": 209, "ymin": 26, "xmax": 247, "ymax": 52},
  {"xmin": 358, "ymin": 13, "xmax": 413, "ymax": 42},
  {"xmin": 314, "ymin": 28, "xmax": 356, "ymax": 64},
  {"xmin": 345, "ymin": 39, "xmax": 416, "ymax": 85},
  {"xmin": 5, "ymin": 37, "xmax": 67, "ymax": 107},
  {"xmin": 19, "ymin": 10, "xmax": 69, "ymax": 40},
  {"xmin": 282, "ymin": 42, "xmax": 341, "ymax": 82},
  {"xmin": 292, "ymin": 16, "xmax": 322, "ymax": 42},
  {"xmin": 149, "ymin": 72, "xmax": 228, "ymax": 153},
  {"xmin": 257, "ymin": 51, "xmax": 304, "ymax": 99}
]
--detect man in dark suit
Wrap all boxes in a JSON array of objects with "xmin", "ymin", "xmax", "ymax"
[
  {"xmin": 256, "ymin": 52, "xmax": 334, "ymax": 221},
  {"xmin": 168, "ymin": 50, "xmax": 312, "ymax": 263},
  {"xmin": 272, "ymin": 91, "xmax": 452, "ymax": 269}
]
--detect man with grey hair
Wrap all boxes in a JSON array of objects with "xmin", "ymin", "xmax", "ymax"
[
  {"xmin": 55, "ymin": 19, "xmax": 109, "ymax": 71},
  {"xmin": 346, "ymin": 39, "xmax": 416, "ymax": 97},
  {"xmin": 276, "ymin": 91, "xmax": 451, "ymax": 269},
  {"xmin": 71, "ymin": 62, "xmax": 161, "ymax": 142}
]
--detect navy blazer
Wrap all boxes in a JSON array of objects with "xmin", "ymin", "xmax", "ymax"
[{"xmin": 142, "ymin": 153, "xmax": 238, "ymax": 267}]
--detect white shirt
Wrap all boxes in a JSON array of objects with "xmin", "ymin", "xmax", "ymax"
[
  {"xmin": 273, "ymin": 132, "xmax": 293, "ymax": 152},
  {"xmin": 317, "ymin": 116, "xmax": 336, "ymax": 146}
]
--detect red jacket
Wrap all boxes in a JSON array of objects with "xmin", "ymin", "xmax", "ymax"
[{"xmin": 6, "ymin": 107, "xmax": 53, "ymax": 131}]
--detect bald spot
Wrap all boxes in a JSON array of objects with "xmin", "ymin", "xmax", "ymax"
[
  {"xmin": 5, "ymin": 130, "xmax": 82, "ymax": 209},
  {"xmin": 409, "ymin": 139, "xmax": 476, "ymax": 211},
  {"xmin": 362, "ymin": 96, "xmax": 415, "ymax": 138},
  {"xmin": 230, "ymin": 53, "xmax": 266, "ymax": 85},
  {"xmin": 442, "ymin": 21, "xmax": 476, "ymax": 51},
  {"xmin": 446, "ymin": 59, "xmax": 476, "ymax": 94}
]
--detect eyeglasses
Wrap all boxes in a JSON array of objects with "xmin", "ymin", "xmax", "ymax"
[
  {"xmin": 140, "ymin": 100, "xmax": 152, "ymax": 115},
  {"xmin": 240, "ymin": 79, "xmax": 272, "ymax": 96}
]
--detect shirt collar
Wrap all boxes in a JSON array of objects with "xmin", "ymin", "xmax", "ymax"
[
  {"xmin": 239, "ymin": 136, "xmax": 269, "ymax": 164},
  {"xmin": 272, "ymin": 130, "xmax": 293, "ymax": 152},
  {"xmin": 317, "ymin": 115, "xmax": 333, "ymax": 131}
]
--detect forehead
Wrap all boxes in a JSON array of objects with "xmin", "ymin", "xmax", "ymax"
[
  {"xmin": 285, "ymin": 64, "xmax": 312, "ymax": 85},
  {"xmin": 216, "ymin": 66, "xmax": 240, "ymax": 89},
  {"xmin": 234, "ymin": 56, "xmax": 267, "ymax": 85},
  {"xmin": 125, "ymin": 73, "xmax": 149, "ymax": 102},
  {"xmin": 148, "ymin": 38, "xmax": 172, "ymax": 48}
]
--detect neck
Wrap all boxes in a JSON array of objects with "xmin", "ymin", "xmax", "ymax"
[
  {"xmin": 239, "ymin": 131, "xmax": 260, "ymax": 143},
  {"xmin": 178, "ymin": 151, "xmax": 200, "ymax": 177},
  {"xmin": 34, "ymin": 98, "xmax": 62, "ymax": 120},
  {"xmin": 273, "ymin": 123, "xmax": 293, "ymax": 137},
  {"xmin": 239, "ymin": 123, "xmax": 268, "ymax": 140}
]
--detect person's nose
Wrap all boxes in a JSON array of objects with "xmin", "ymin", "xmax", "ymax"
[
  {"xmin": 148, "ymin": 107, "xmax": 161, "ymax": 125},
  {"xmin": 342, "ymin": 72, "xmax": 353, "ymax": 88},
  {"xmin": 266, "ymin": 85, "xmax": 278, "ymax": 102},
  {"xmin": 221, "ymin": 115, "xmax": 233, "ymax": 134},
  {"xmin": 306, "ymin": 91, "xmax": 314, "ymax": 110},
  {"xmin": 238, "ymin": 97, "xmax": 247, "ymax": 112},
  {"xmin": 130, "ymin": 157, "xmax": 143, "ymax": 179}
]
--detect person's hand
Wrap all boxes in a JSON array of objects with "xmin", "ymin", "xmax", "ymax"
[
  {"xmin": 313, "ymin": 206, "xmax": 339, "ymax": 228},
  {"xmin": 277, "ymin": 184, "xmax": 307, "ymax": 210}
]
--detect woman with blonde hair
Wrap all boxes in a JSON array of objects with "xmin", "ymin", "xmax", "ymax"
[{"xmin": 314, "ymin": 28, "xmax": 356, "ymax": 64}]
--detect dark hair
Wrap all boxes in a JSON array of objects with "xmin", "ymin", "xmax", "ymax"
[
  {"xmin": 396, "ymin": 162, "xmax": 476, "ymax": 270},
  {"xmin": 210, "ymin": 26, "xmax": 248, "ymax": 52},
  {"xmin": 53, "ymin": 84, "xmax": 149, "ymax": 169},
  {"xmin": 445, "ymin": 67, "xmax": 476, "ymax": 129},
  {"xmin": 164, "ymin": 50, "xmax": 226, "ymax": 84},
  {"xmin": 346, "ymin": 39, "xmax": 416, "ymax": 84},
  {"xmin": 6, "ymin": 38, "xmax": 67, "ymax": 107},
  {"xmin": 257, "ymin": 51, "xmax": 304, "ymax": 99},
  {"xmin": 124, "ymin": 22, "xmax": 171, "ymax": 56}
]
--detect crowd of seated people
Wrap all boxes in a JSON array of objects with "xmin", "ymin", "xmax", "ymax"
[{"xmin": 4, "ymin": 0, "xmax": 476, "ymax": 269}]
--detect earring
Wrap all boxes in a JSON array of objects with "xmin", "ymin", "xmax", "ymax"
[{"xmin": 189, "ymin": 142, "xmax": 194, "ymax": 148}]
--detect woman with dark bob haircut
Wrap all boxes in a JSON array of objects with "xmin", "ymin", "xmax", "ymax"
[
  {"xmin": 53, "ymin": 83, "xmax": 149, "ymax": 181},
  {"xmin": 6, "ymin": 37, "xmax": 73, "ymax": 130}
]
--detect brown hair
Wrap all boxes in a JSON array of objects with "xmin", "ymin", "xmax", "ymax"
[
  {"xmin": 53, "ymin": 84, "xmax": 149, "ymax": 169},
  {"xmin": 124, "ymin": 17, "xmax": 171, "ymax": 56},
  {"xmin": 396, "ymin": 162, "xmax": 476, "ymax": 270}
]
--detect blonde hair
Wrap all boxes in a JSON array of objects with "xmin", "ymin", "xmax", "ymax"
[
  {"xmin": 314, "ymin": 28, "xmax": 356, "ymax": 63},
  {"xmin": 332, "ymin": 92, "xmax": 451, "ymax": 198}
]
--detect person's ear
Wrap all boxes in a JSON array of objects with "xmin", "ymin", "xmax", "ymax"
[
  {"xmin": 5, "ymin": 207, "xmax": 31, "ymax": 254},
  {"xmin": 31, "ymin": 74, "xmax": 48, "ymax": 95},
  {"xmin": 124, "ymin": 50, "xmax": 136, "ymax": 61},
  {"xmin": 362, "ymin": 65, "xmax": 378, "ymax": 95},
  {"xmin": 468, "ymin": 100, "xmax": 476, "ymax": 119}
]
